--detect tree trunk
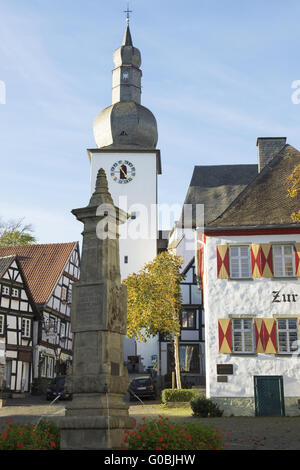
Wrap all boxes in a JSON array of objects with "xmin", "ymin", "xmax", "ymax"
[{"xmin": 174, "ymin": 335, "xmax": 182, "ymax": 389}]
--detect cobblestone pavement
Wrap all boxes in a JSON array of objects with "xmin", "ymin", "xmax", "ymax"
[{"xmin": 1, "ymin": 396, "xmax": 300, "ymax": 450}]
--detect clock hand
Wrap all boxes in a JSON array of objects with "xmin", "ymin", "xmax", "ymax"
[{"xmin": 119, "ymin": 165, "xmax": 128, "ymax": 178}]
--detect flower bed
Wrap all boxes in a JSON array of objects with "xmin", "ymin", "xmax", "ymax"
[
  {"xmin": 123, "ymin": 416, "xmax": 227, "ymax": 450},
  {"xmin": 0, "ymin": 419, "xmax": 60, "ymax": 450}
]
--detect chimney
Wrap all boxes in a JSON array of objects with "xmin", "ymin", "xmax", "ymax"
[{"xmin": 256, "ymin": 137, "xmax": 287, "ymax": 172}]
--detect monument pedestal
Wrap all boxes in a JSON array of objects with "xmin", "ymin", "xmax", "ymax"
[{"xmin": 60, "ymin": 415, "xmax": 135, "ymax": 450}]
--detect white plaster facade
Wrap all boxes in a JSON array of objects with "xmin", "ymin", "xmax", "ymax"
[
  {"xmin": 202, "ymin": 230, "xmax": 300, "ymax": 416},
  {"xmin": 89, "ymin": 150, "xmax": 160, "ymax": 369}
]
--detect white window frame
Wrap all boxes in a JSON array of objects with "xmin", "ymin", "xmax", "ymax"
[
  {"xmin": 41, "ymin": 355, "xmax": 55, "ymax": 378},
  {"xmin": 277, "ymin": 318, "xmax": 299, "ymax": 354},
  {"xmin": 21, "ymin": 318, "xmax": 31, "ymax": 338},
  {"xmin": 273, "ymin": 244, "xmax": 295, "ymax": 278},
  {"xmin": 1, "ymin": 285, "xmax": 9, "ymax": 296},
  {"xmin": 11, "ymin": 288, "xmax": 19, "ymax": 298},
  {"xmin": 229, "ymin": 245, "xmax": 251, "ymax": 279},
  {"xmin": 0, "ymin": 314, "xmax": 4, "ymax": 334},
  {"xmin": 232, "ymin": 318, "xmax": 254, "ymax": 353}
]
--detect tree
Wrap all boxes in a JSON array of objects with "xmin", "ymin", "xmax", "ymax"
[
  {"xmin": 0, "ymin": 218, "xmax": 36, "ymax": 247},
  {"xmin": 123, "ymin": 251, "xmax": 185, "ymax": 389},
  {"xmin": 286, "ymin": 164, "xmax": 300, "ymax": 222}
]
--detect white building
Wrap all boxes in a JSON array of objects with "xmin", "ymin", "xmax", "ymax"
[
  {"xmin": 197, "ymin": 138, "xmax": 300, "ymax": 416},
  {"xmin": 87, "ymin": 21, "xmax": 162, "ymax": 370}
]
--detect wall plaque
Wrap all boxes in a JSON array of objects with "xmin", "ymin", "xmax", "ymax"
[
  {"xmin": 217, "ymin": 364, "xmax": 233, "ymax": 375},
  {"xmin": 217, "ymin": 376, "xmax": 228, "ymax": 383}
]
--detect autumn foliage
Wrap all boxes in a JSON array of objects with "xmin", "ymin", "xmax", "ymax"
[{"xmin": 286, "ymin": 163, "xmax": 300, "ymax": 222}]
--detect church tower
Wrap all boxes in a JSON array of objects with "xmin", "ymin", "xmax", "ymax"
[{"xmin": 87, "ymin": 17, "xmax": 161, "ymax": 368}]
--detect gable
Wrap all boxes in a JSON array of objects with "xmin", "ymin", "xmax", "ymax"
[{"xmin": 0, "ymin": 242, "xmax": 79, "ymax": 305}]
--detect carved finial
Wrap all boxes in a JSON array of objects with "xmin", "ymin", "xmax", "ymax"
[{"xmin": 95, "ymin": 168, "xmax": 109, "ymax": 194}]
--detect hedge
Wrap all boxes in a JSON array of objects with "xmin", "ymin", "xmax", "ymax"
[{"xmin": 161, "ymin": 388, "xmax": 200, "ymax": 404}]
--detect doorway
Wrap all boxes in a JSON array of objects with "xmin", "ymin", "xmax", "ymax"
[{"xmin": 254, "ymin": 376, "xmax": 285, "ymax": 416}]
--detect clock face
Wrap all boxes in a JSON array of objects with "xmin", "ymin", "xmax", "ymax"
[{"xmin": 110, "ymin": 160, "xmax": 136, "ymax": 184}]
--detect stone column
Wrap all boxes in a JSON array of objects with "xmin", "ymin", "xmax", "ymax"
[{"xmin": 59, "ymin": 168, "xmax": 135, "ymax": 450}]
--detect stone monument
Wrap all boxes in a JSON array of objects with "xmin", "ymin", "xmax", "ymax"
[{"xmin": 59, "ymin": 168, "xmax": 135, "ymax": 450}]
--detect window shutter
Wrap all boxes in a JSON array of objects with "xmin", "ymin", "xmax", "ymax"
[
  {"xmin": 260, "ymin": 244, "xmax": 273, "ymax": 278},
  {"xmin": 216, "ymin": 245, "xmax": 230, "ymax": 279},
  {"xmin": 294, "ymin": 243, "xmax": 300, "ymax": 277},
  {"xmin": 250, "ymin": 244, "xmax": 262, "ymax": 278},
  {"xmin": 254, "ymin": 318, "xmax": 277, "ymax": 354},
  {"xmin": 218, "ymin": 318, "xmax": 232, "ymax": 353}
]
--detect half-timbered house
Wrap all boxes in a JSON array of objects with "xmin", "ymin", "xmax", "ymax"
[
  {"xmin": 0, "ymin": 255, "xmax": 37, "ymax": 393},
  {"xmin": 0, "ymin": 242, "xmax": 80, "ymax": 393}
]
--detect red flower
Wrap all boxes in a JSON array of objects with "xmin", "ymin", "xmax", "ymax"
[
  {"xmin": 156, "ymin": 446, "xmax": 162, "ymax": 450},
  {"xmin": 158, "ymin": 436, "xmax": 163, "ymax": 442},
  {"xmin": 17, "ymin": 441, "xmax": 24, "ymax": 448},
  {"xmin": 187, "ymin": 434, "xmax": 191, "ymax": 439},
  {"xmin": 5, "ymin": 419, "xmax": 11, "ymax": 424},
  {"xmin": 136, "ymin": 435, "xmax": 141, "ymax": 439},
  {"xmin": 131, "ymin": 431, "xmax": 136, "ymax": 437},
  {"xmin": 1, "ymin": 433, "xmax": 7, "ymax": 441},
  {"xmin": 18, "ymin": 430, "xmax": 23, "ymax": 435},
  {"xmin": 50, "ymin": 441, "xmax": 56, "ymax": 449},
  {"xmin": 139, "ymin": 426, "xmax": 146, "ymax": 431},
  {"xmin": 178, "ymin": 428, "xmax": 185, "ymax": 433},
  {"xmin": 132, "ymin": 423, "xmax": 136, "ymax": 428},
  {"xmin": 169, "ymin": 425, "xmax": 174, "ymax": 429}
]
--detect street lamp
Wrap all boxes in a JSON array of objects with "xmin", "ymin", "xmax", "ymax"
[{"xmin": 54, "ymin": 345, "xmax": 62, "ymax": 376}]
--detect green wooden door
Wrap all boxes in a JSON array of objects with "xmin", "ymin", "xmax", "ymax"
[{"xmin": 254, "ymin": 376, "xmax": 285, "ymax": 417}]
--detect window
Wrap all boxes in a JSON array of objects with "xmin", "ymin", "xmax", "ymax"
[
  {"xmin": 273, "ymin": 245, "xmax": 294, "ymax": 277},
  {"xmin": 230, "ymin": 246, "xmax": 251, "ymax": 279},
  {"xmin": 232, "ymin": 318, "xmax": 254, "ymax": 353},
  {"xmin": 41, "ymin": 355, "xmax": 54, "ymax": 378},
  {"xmin": 12, "ymin": 288, "xmax": 19, "ymax": 298},
  {"xmin": 21, "ymin": 318, "xmax": 31, "ymax": 338},
  {"xmin": 124, "ymin": 256, "xmax": 128, "ymax": 264},
  {"xmin": 61, "ymin": 286, "xmax": 68, "ymax": 302},
  {"xmin": 181, "ymin": 310, "xmax": 196, "ymax": 329},
  {"xmin": 1, "ymin": 285, "xmax": 9, "ymax": 296},
  {"xmin": 167, "ymin": 344, "xmax": 200, "ymax": 374},
  {"xmin": 277, "ymin": 318, "xmax": 299, "ymax": 353},
  {"xmin": 0, "ymin": 315, "xmax": 4, "ymax": 334}
]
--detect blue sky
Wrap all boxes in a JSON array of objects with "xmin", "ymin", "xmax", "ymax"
[{"xmin": 1, "ymin": 0, "xmax": 300, "ymax": 242}]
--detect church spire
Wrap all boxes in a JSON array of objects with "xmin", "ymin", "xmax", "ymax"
[
  {"xmin": 122, "ymin": 23, "xmax": 133, "ymax": 46},
  {"xmin": 112, "ymin": 18, "xmax": 142, "ymax": 105}
]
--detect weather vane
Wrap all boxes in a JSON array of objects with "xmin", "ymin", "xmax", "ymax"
[{"xmin": 124, "ymin": 3, "xmax": 132, "ymax": 24}]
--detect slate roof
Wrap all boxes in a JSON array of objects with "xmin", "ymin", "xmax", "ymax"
[
  {"xmin": 181, "ymin": 164, "xmax": 258, "ymax": 227},
  {"xmin": 0, "ymin": 255, "xmax": 16, "ymax": 278},
  {"xmin": 208, "ymin": 145, "xmax": 300, "ymax": 228},
  {"xmin": 0, "ymin": 242, "xmax": 78, "ymax": 306}
]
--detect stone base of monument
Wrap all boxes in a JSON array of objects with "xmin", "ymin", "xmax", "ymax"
[{"xmin": 59, "ymin": 414, "xmax": 135, "ymax": 450}]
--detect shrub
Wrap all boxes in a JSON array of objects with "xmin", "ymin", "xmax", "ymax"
[
  {"xmin": 123, "ymin": 416, "xmax": 226, "ymax": 450},
  {"xmin": 0, "ymin": 419, "xmax": 60, "ymax": 450},
  {"xmin": 190, "ymin": 396, "xmax": 223, "ymax": 417},
  {"xmin": 161, "ymin": 388, "xmax": 200, "ymax": 404}
]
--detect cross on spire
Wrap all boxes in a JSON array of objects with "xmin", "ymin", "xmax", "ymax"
[{"xmin": 124, "ymin": 3, "xmax": 132, "ymax": 24}]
